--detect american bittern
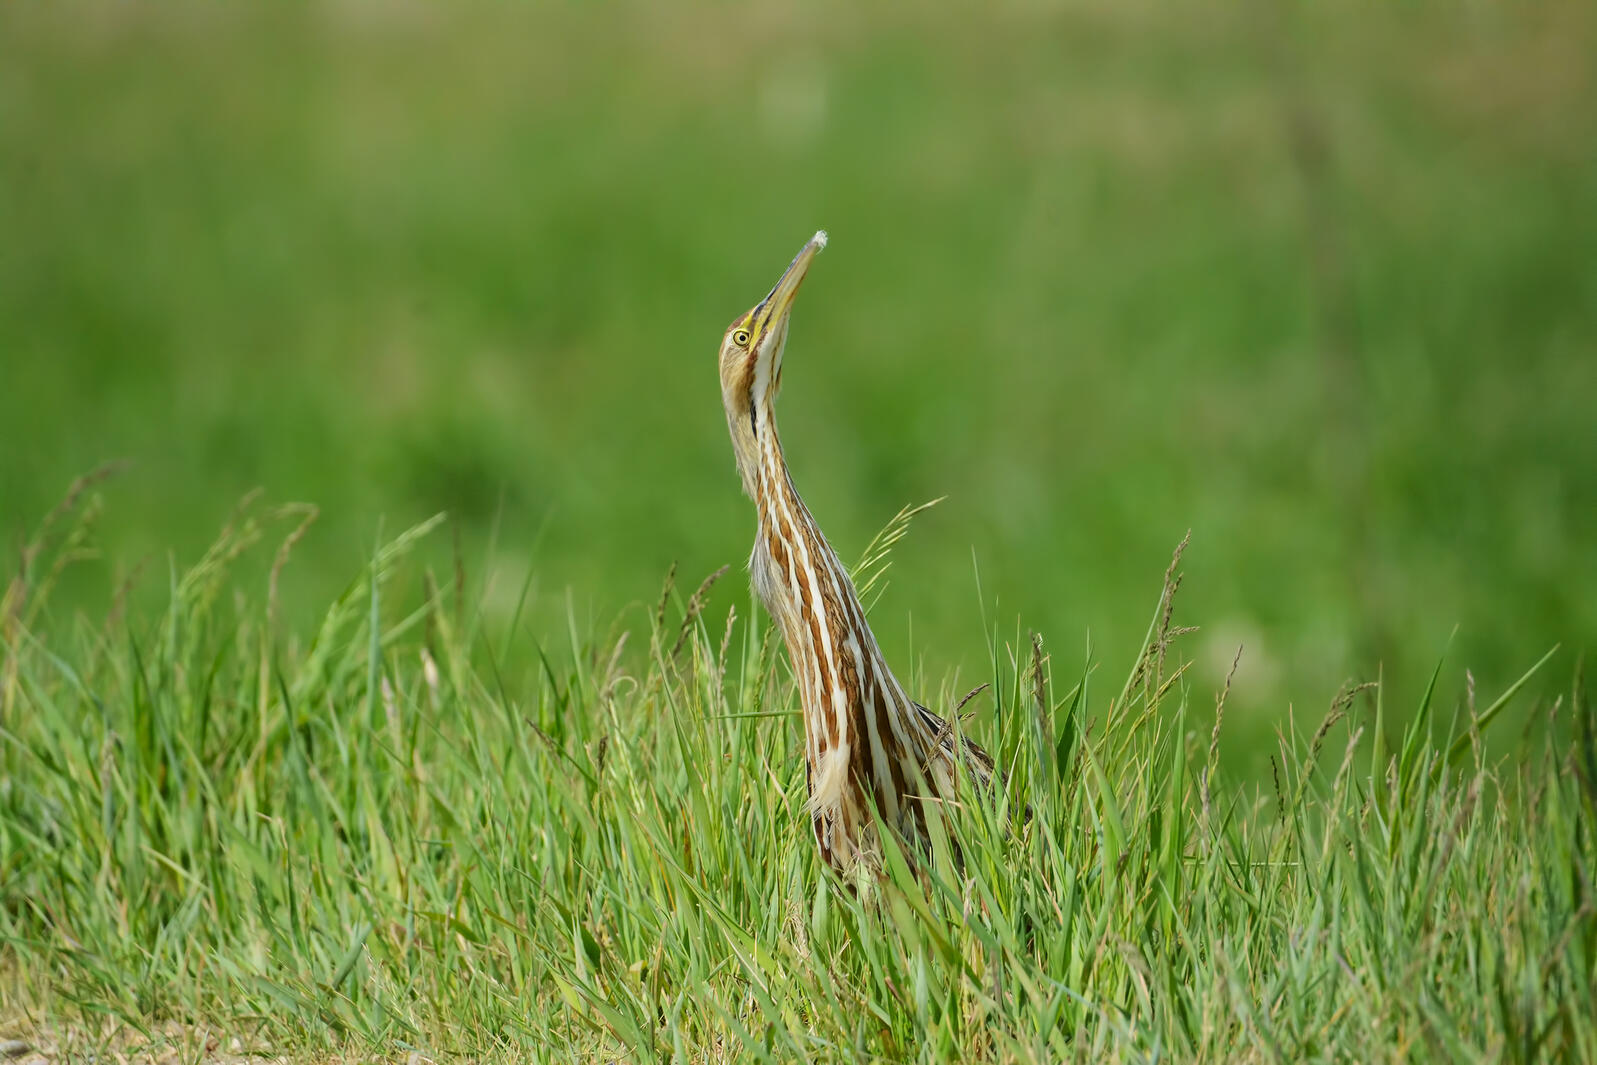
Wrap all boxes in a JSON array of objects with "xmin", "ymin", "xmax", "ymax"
[{"xmin": 717, "ymin": 231, "xmax": 995, "ymax": 873}]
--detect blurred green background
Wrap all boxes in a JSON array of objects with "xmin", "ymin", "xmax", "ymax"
[{"xmin": 3, "ymin": 2, "xmax": 1593, "ymax": 760}]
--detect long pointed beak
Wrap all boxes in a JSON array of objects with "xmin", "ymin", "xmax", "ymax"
[{"xmin": 751, "ymin": 230, "xmax": 827, "ymax": 343}]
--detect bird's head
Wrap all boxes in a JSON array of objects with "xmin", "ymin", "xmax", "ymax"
[{"xmin": 719, "ymin": 229, "xmax": 827, "ymax": 497}]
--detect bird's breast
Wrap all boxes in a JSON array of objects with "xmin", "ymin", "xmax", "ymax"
[{"xmin": 749, "ymin": 534, "xmax": 783, "ymax": 621}]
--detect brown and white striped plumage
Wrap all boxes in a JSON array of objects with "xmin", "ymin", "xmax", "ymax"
[{"xmin": 717, "ymin": 232, "xmax": 995, "ymax": 872}]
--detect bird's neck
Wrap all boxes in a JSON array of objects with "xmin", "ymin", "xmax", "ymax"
[
  {"xmin": 749, "ymin": 412, "xmax": 933, "ymax": 859},
  {"xmin": 750, "ymin": 416, "xmax": 860, "ymax": 640},
  {"xmin": 748, "ymin": 410, "xmax": 894, "ymax": 704}
]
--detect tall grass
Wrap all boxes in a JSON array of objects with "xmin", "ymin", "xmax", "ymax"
[
  {"xmin": 2, "ymin": 486, "xmax": 1593, "ymax": 1063},
  {"xmin": 5, "ymin": 2, "xmax": 1595, "ymax": 719}
]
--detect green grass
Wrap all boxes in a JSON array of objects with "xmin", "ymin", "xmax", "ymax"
[
  {"xmin": 3, "ymin": 4, "xmax": 1595, "ymax": 1059},
  {"xmin": 2, "ymin": 484, "xmax": 1592, "ymax": 1062},
  {"xmin": 3, "ymin": 2, "xmax": 1595, "ymax": 760}
]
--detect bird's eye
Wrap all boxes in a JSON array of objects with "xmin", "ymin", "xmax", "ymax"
[{"xmin": 733, "ymin": 329, "xmax": 751, "ymax": 346}]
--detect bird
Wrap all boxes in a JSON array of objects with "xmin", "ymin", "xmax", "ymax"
[{"xmin": 716, "ymin": 230, "xmax": 996, "ymax": 874}]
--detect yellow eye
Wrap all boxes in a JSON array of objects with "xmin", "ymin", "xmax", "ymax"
[{"xmin": 733, "ymin": 329, "xmax": 751, "ymax": 346}]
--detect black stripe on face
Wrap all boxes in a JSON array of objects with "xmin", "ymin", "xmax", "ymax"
[{"xmin": 745, "ymin": 348, "xmax": 760, "ymax": 439}]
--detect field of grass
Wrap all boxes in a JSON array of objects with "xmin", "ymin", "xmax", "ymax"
[
  {"xmin": 3, "ymin": 2, "xmax": 1596, "ymax": 1061},
  {"xmin": 2, "ymin": 3, "xmax": 1594, "ymax": 765},
  {"xmin": 2, "ymin": 490, "xmax": 1593, "ymax": 1062}
]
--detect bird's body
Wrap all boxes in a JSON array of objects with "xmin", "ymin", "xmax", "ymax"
[{"xmin": 716, "ymin": 232, "xmax": 994, "ymax": 872}]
